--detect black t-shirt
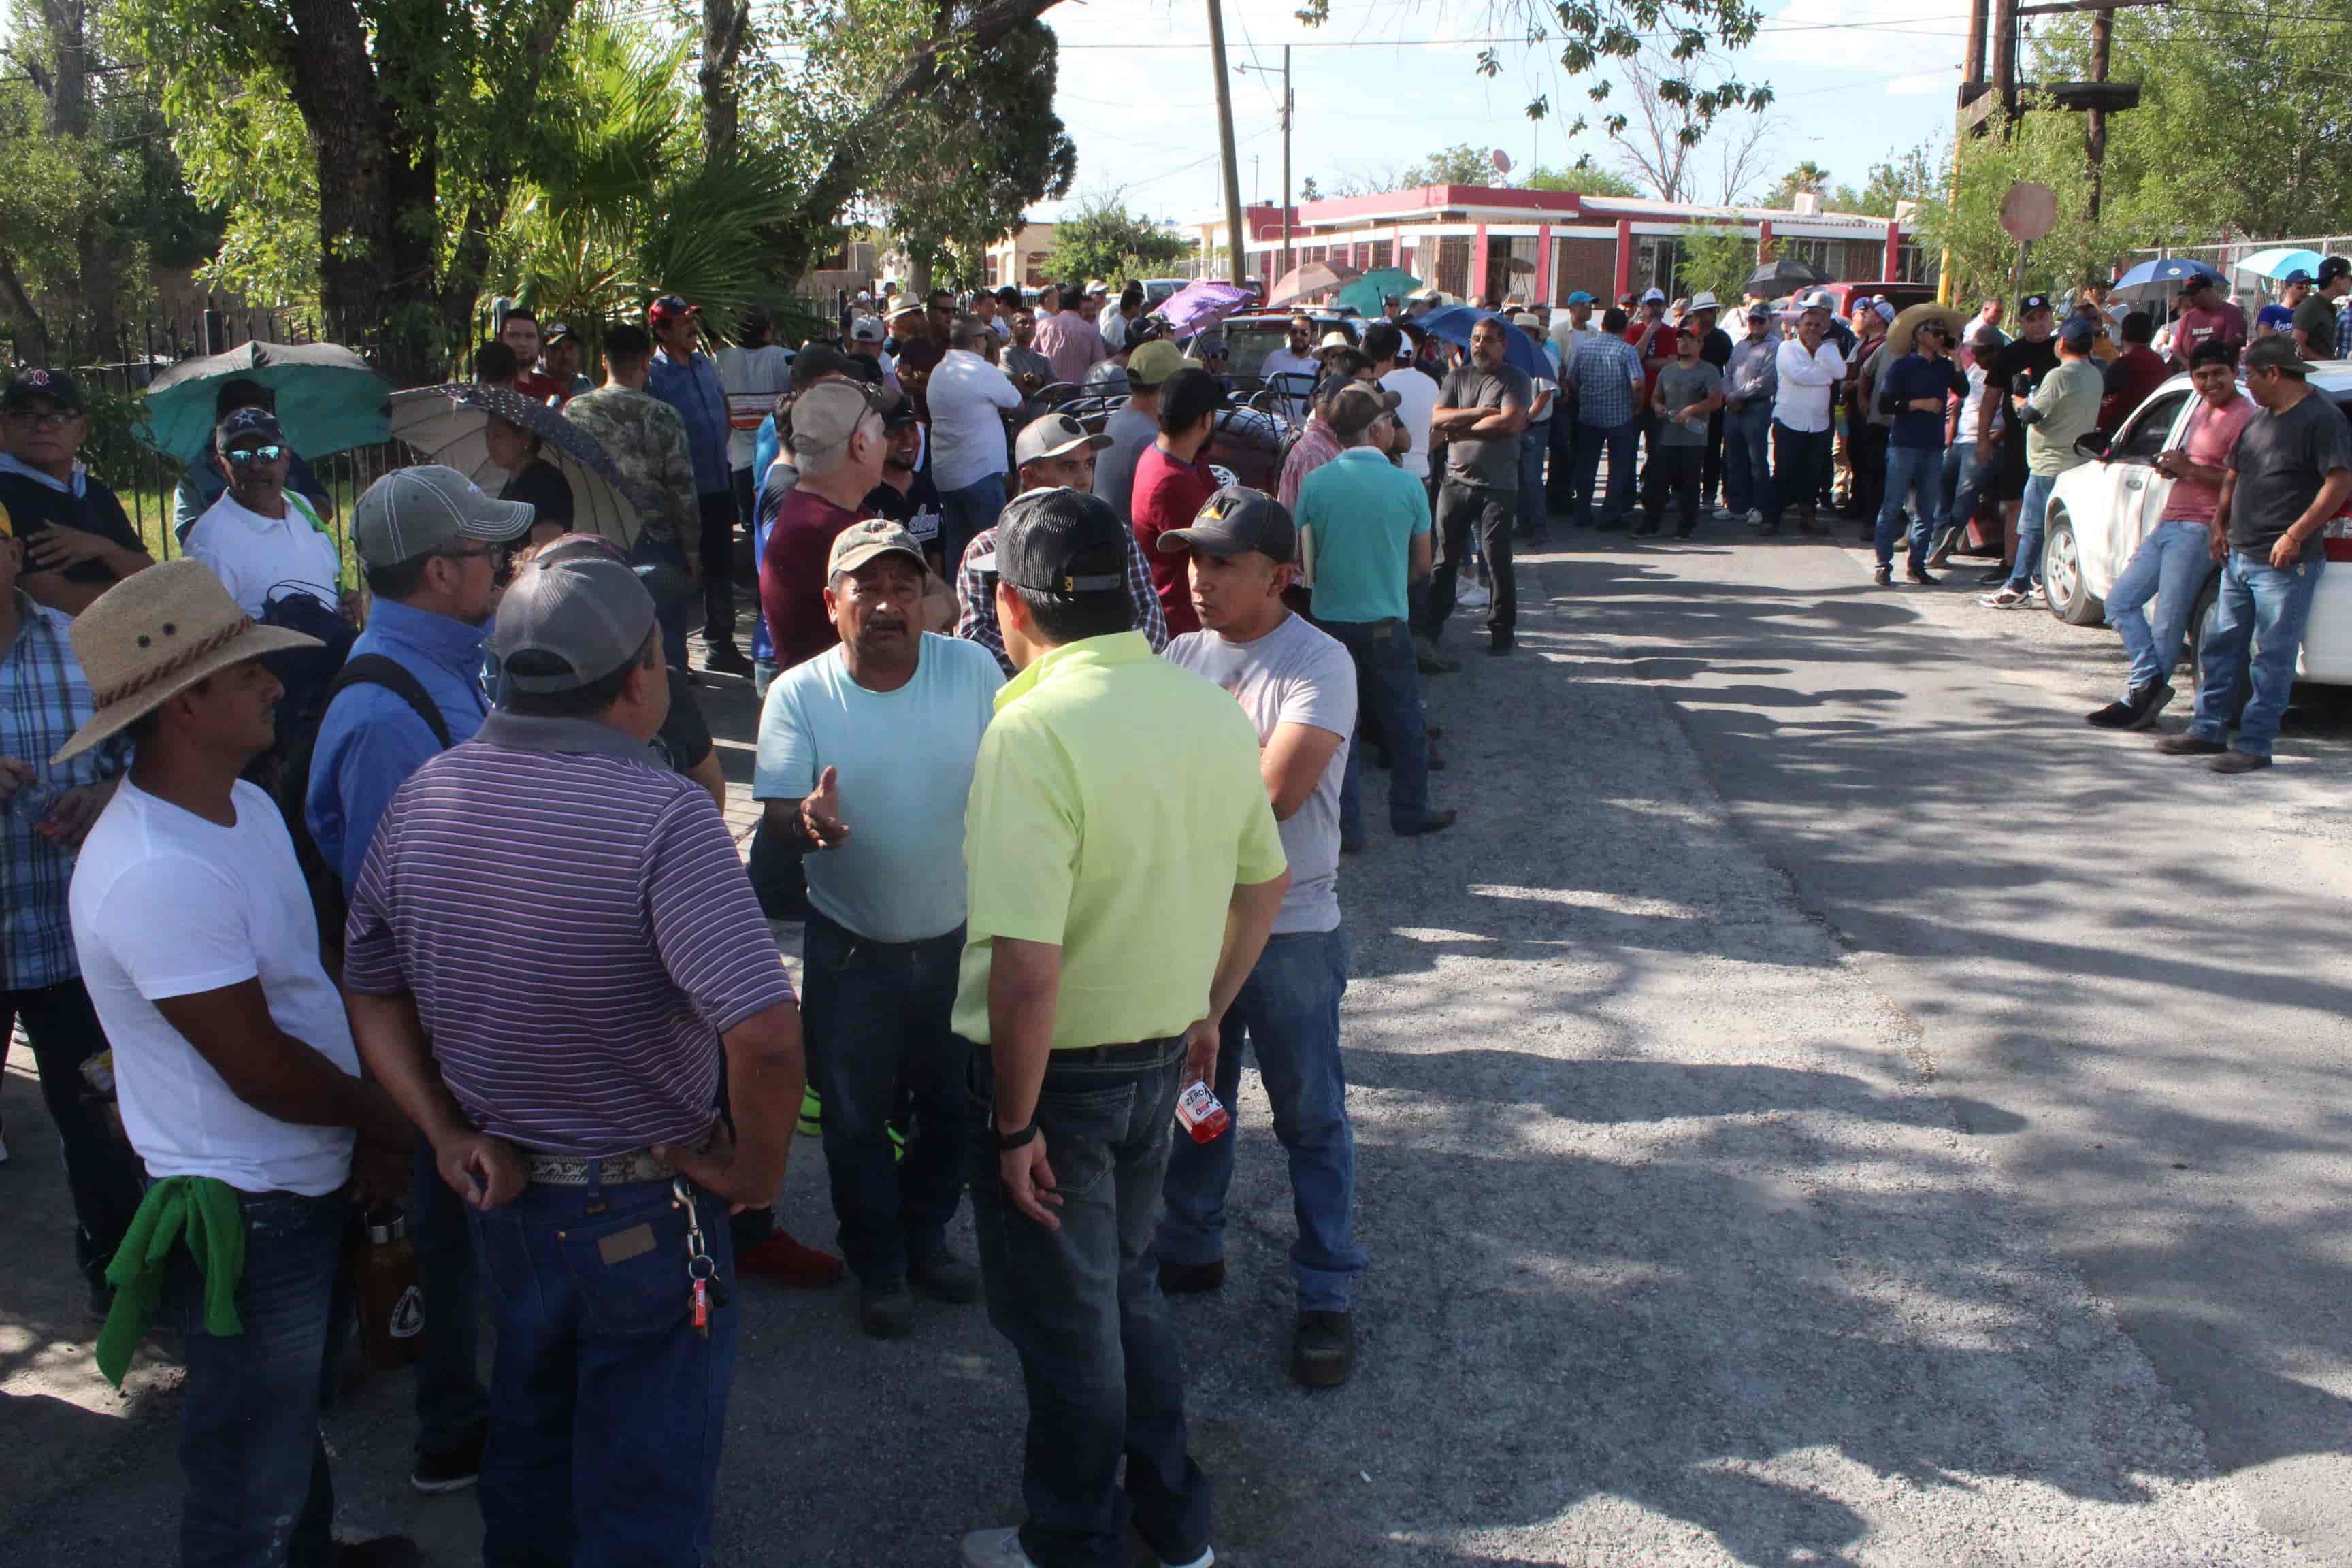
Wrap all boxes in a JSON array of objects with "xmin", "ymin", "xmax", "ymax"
[
  {"xmin": 1700, "ymin": 327, "xmax": 1734, "ymax": 370},
  {"xmin": 864, "ymin": 464, "xmax": 945, "ymax": 564},
  {"xmin": 0, "ymin": 470, "xmax": 143, "ymax": 585},
  {"xmin": 500, "ymin": 459, "xmax": 575, "ymax": 534},
  {"xmin": 2228, "ymin": 392, "xmax": 2352, "ymax": 562},
  {"xmin": 1988, "ymin": 336, "xmax": 2060, "ymax": 448},
  {"xmin": 652, "ymin": 666, "xmax": 715, "ymax": 774}
]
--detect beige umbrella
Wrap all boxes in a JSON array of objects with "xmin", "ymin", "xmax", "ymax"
[
  {"xmin": 1884, "ymin": 301, "xmax": 1967, "ymax": 357},
  {"xmin": 1266, "ymin": 259, "xmax": 1365, "ymax": 308}
]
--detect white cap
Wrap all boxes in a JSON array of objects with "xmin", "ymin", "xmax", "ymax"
[
  {"xmin": 1687, "ymin": 291, "xmax": 1720, "ymax": 312},
  {"xmin": 1642, "ymin": 287, "xmax": 1667, "ymax": 304}
]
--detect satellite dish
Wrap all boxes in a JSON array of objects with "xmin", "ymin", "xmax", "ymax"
[{"xmin": 1491, "ymin": 148, "xmax": 1513, "ymax": 176}]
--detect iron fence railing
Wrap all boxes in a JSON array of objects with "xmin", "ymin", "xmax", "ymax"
[{"xmin": 2130, "ymin": 235, "xmax": 2352, "ymax": 304}]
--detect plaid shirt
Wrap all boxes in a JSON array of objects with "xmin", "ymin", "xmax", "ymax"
[
  {"xmin": 1277, "ymin": 417, "xmax": 1343, "ymax": 513},
  {"xmin": 1569, "ymin": 334, "xmax": 1646, "ymax": 430},
  {"xmin": 2, "ymin": 591, "xmax": 125, "ymax": 990},
  {"xmin": 953, "ymin": 518, "xmax": 1169, "ymax": 676},
  {"xmin": 2337, "ymin": 299, "xmax": 2352, "ymax": 360}
]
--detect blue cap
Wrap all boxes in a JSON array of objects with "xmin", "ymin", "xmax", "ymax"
[
  {"xmin": 2283, "ymin": 269, "xmax": 2314, "ymax": 287},
  {"xmin": 1566, "ymin": 291, "xmax": 1596, "ymax": 305},
  {"xmin": 2058, "ymin": 314, "xmax": 2100, "ymax": 350}
]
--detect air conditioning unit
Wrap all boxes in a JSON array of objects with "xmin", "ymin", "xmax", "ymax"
[
  {"xmin": 1894, "ymin": 200, "xmax": 1920, "ymax": 223},
  {"xmin": 1792, "ymin": 191, "xmax": 1823, "ymax": 216}
]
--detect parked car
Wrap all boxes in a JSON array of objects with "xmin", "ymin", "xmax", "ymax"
[
  {"xmin": 1139, "ymin": 278, "xmax": 1190, "ymax": 307},
  {"xmin": 2041, "ymin": 364, "xmax": 2352, "ymax": 688},
  {"xmin": 1062, "ymin": 389, "xmax": 1290, "ymax": 496}
]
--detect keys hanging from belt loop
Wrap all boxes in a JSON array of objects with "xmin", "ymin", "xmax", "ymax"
[{"xmin": 674, "ymin": 1177, "xmax": 719, "ymax": 1336}]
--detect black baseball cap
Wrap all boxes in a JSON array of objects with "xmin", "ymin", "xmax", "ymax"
[
  {"xmin": 2319, "ymin": 256, "xmax": 2351, "ymax": 286},
  {"xmin": 2244, "ymin": 335, "xmax": 2317, "ymax": 377},
  {"xmin": 215, "ymin": 406, "xmax": 286, "ymax": 446},
  {"xmin": 996, "ymin": 487, "xmax": 1128, "ymax": 595},
  {"xmin": 1160, "ymin": 485, "xmax": 1296, "ymax": 563},
  {"xmin": 3, "ymin": 367, "xmax": 82, "ymax": 414},
  {"xmin": 2019, "ymin": 293, "xmax": 2054, "ymax": 315}
]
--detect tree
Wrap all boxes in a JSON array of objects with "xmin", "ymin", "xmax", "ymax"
[
  {"xmin": 1522, "ymin": 161, "xmax": 1642, "ymax": 197},
  {"xmin": 1828, "ymin": 144, "xmax": 1942, "ymax": 218},
  {"xmin": 1675, "ymin": 220, "xmax": 1755, "ymax": 302},
  {"xmin": 1914, "ymin": 100, "xmax": 2120, "ymax": 303},
  {"xmin": 1607, "ymin": 48, "xmax": 1776, "ymax": 203},
  {"xmin": 1042, "ymin": 193, "xmax": 1190, "ymax": 288},
  {"xmin": 1762, "ymin": 161, "xmax": 1831, "ymax": 211},
  {"xmin": 1404, "ymin": 143, "xmax": 1505, "ymax": 187},
  {"xmin": 1300, "ymin": 175, "xmax": 1322, "ymax": 203}
]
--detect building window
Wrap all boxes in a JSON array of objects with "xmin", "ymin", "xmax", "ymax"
[
  {"xmin": 1024, "ymin": 262, "xmax": 1044, "ymax": 286},
  {"xmin": 1778, "ymin": 237, "xmax": 1835, "ymax": 276},
  {"xmin": 1435, "ymin": 235, "xmax": 1473, "ymax": 298},
  {"xmin": 1371, "ymin": 239, "xmax": 1394, "ymax": 271},
  {"xmin": 1895, "ymin": 242, "xmax": 1938, "ymax": 284}
]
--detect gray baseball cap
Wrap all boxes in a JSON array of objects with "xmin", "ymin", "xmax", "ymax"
[
  {"xmin": 491, "ymin": 551, "xmax": 657, "ymax": 693},
  {"xmin": 354, "ymin": 465, "xmax": 536, "ymax": 568}
]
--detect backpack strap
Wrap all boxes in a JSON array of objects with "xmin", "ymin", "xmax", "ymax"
[{"xmin": 328, "ymin": 655, "xmax": 453, "ymax": 751}]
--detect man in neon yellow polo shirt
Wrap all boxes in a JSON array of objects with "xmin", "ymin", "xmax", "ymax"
[{"xmin": 953, "ymin": 487, "xmax": 1290, "ymax": 1568}]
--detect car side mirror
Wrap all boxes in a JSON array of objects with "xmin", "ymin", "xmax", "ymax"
[{"xmin": 2076, "ymin": 430, "xmax": 2113, "ymax": 461}]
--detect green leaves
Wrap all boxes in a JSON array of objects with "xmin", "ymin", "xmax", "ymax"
[{"xmin": 1042, "ymin": 194, "xmax": 1191, "ymax": 291}]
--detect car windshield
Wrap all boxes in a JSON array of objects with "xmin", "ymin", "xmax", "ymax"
[{"xmin": 1222, "ymin": 323, "xmax": 1295, "ymax": 380}]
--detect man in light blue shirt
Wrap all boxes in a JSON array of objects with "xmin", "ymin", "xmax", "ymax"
[
  {"xmin": 647, "ymin": 293, "xmax": 753, "ymax": 673},
  {"xmin": 301, "ymin": 463, "xmax": 532, "ymax": 1494},
  {"xmin": 1295, "ymin": 385, "xmax": 1454, "ymax": 849},
  {"xmin": 752, "ymin": 518, "xmax": 1004, "ymax": 1339}
]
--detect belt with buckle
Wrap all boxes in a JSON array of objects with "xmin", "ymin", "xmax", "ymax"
[{"xmin": 524, "ymin": 1147, "xmax": 674, "ymax": 1187}]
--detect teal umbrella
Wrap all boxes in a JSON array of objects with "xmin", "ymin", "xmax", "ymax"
[
  {"xmin": 142, "ymin": 341, "xmax": 391, "ymax": 468},
  {"xmin": 1337, "ymin": 267, "xmax": 1424, "ymax": 315}
]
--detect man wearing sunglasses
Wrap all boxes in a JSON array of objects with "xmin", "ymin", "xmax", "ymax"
[
  {"xmin": 185, "ymin": 407, "xmax": 354, "ymax": 623},
  {"xmin": 0, "ymin": 368, "xmax": 153, "ymax": 617}
]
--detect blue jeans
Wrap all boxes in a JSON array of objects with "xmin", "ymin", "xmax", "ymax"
[
  {"xmin": 1722, "ymin": 399, "xmax": 1774, "ymax": 517},
  {"xmin": 411, "ymin": 1137, "xmax": 489, "ymax": 1454},
  {"xmin": 1545, "ymin": 412, "xmax": 1579, "ymax": 514},
  {"xmin": 1876, "ymin": 444, "xmax": 1946, "ymax": 569},
  {"xmin": 1157, "ymin": 927, "xmax": 1364, "ymax": 1312},
  {"xmin": 472, "ymin": 1173, "xmax": 738, "ymax": 1568},
  {"xmin": 1517, "ymin": 423, "xmax": 1549, "ymax": 535},
  {"xmin": 2190, "ymin": 549, "xmax": 2325, "ymax": 757},
  {"xmin": 6, "ymin": 979, "xmax": 142, "ymax": 1294},
  {"xmin": 2007, "ymin": 472, "xmax": 2057, "ymax": 591},
  {"xmin": 170, "ymin": 1188, "xmax": 347, "ymax": 1568},
  {"xmin": 968, "ymin": 1036, "xmax": 1210, "ymax": 1568},
  {"xmin": 2106, "ymin": 518, "xmax": 2217, "ymax": 693},
  {"xmin": 1940, "ymin": 442, "xmax": 1984, "ymax": 551},
  {"xmin": 628, "ymin": 532, "xmax": 695, "ymax": 672},
  {"xmin": 1571, "ymin": 420, "xmax": 1637, "ymax": 527},
  {"xmin": 1323, "ymin": 617, "xmax": 1433, "ymax": 838},
  {"xmin": 939, "ymin": 472, "xmax": 1008, "ymax": 581},
  {"xmin": 1765, "ymin": 422, "xmax": 1831, "ymax": 529},
  {"xmin": 801, "ymin": 909, "xmax": 970, "ymax": 1284}
]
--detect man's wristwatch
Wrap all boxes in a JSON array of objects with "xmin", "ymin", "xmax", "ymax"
[{"xmin": 994, "ymin": 1115, "xmax": 1038, "ymax": 1152}]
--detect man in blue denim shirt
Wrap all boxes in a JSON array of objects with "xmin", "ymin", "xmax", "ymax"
[
  {"xmin": 304, "ymin": 464, "xmax": 532, "ymax": 1495},
  {"xmin": 2158, "ymin": 335, "xmax": 2352, "ymax": 773},
  {"xmin": 648, "ymin": 294, "xmax": 755, "ymax": 674}
]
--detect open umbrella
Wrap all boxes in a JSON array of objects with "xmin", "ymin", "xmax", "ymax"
[
  {"xmin": 1745, "ymin": 257, "xmax": 1833, "ymax": 297},
  {"xmin": 1336, "ymin": 267, "xmax": 1423, "ymax": 315},
  {"xmin": 1884, "ymin": 301, "xmax": 1967, "ymax": 357},
  {"xmin": 142, "ymin": 340, "xmax": 390, "ymax": 468},
  {"xmin": 2232, "ymin": 247, "xmax": 2326, "ymax": 282},
  {"xmin": 1267, "ymin": 259, "xmax": 1363, "ymax": 309},
  {"xmin": 1417, "ymin": 305, "xmax": 1552, "ymax": 382},
  {"xmin": 1156, "ymin": 280, "xmax": 1254, "ymax": 338},
  {"xmin": 2110, "ymin": 256, "xmax": 2227, "ymax": 299},
  {"xmin": 387, "ymin": 384, "xmax": 641, "ymax": 547}
]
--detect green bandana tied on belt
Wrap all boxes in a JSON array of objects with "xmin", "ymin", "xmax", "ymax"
[{"xmin": 97, "ymin": 1176, "xmax": 244, "ymax": 1388}]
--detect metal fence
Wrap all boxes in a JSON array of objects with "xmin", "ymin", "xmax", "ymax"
[{"xmin": 2130, "ymin": 234, "xmax": 2352, "ymax": 301}]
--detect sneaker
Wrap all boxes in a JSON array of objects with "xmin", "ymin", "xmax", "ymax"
[
  {"xmin": 908, "ymin": 1243, "xmax": 981, "ymax": 1305},
  {"xmin": 1395, "ymin": 808, "xmax": 1458, "ymax": 838},
  {"xmin": 1978, "ymin": 587, "xmax": 2031, "ymax": 609},
  {"xmin": 2211, "ymin": 749, "xmax": 2274, "ymax": 774},
  {"xmin": 1413, "ymin": 635, "xmax": 1459, "ymax": 676},
  {"xmin": 960, "ymin": 1527, "xmax": 1041, "ymax": 1568},
  {"xmin": 1162, "ymin": 1550, "xmax": 1215, "ymax": 1568},
  {"xmin": 410, "ymin": 1428, "xmax": 485, "ymax": 1495},
  {"xmin": 2091, "ymin": 683, "xmax": 2173, "ymax": 730},
  {"xmin": 1486, "ymin": 636, "xmax": 1514, "ymax": 656},
  {"xmin": 2127, "ymin": 684, "xmax": 2175, "ymax": 730},
  {"xmin": 1905, "ymin": 564, "xmax": 1939, "ymax": 585},
  {"xmin": 1291, "ymin": 1310, "xmax": 1356, "ymax": 1388},
  {"xmin": 736, "ymin": 1229, "xmax": 845, "ymax": 1288},
  {"xmin": 860, "ymin": 1278, "xmax": 915, "ymax": 1339},
  {"xmin": 2154, "ymin": 733, "xmax": 2227, "ymax": 756},
  {"xmin": 2085, "ymin": 698, "xmax": 2140, "ymax": 730},
  {"xmin": 1159, "ymin": 1257, "xmax": 1226, "ymax": 1295},
  {"xmin": 330, "ymin": 1537, "xmax": 422, "ymax": 1567},
  {"xmin": 1976, "ymin": 566, "xmax": 2011, "ymax": 587},
  {"xmin": 702, "ymin": 644, "xmax": 754, "ymax": 676},
  {"xmin": 1872, "ymin": 564, "xmax": 1893, "ymax": 587}
]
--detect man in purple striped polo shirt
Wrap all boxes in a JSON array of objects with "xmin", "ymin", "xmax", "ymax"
[{"xmin": 342, "ymin": 550, "xmax": 806, "ymax": 1567}]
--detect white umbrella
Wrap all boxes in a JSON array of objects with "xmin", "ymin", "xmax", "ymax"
[{"xmin": 387, "ymin": 384, "xmax": 641, "ymax": 547}]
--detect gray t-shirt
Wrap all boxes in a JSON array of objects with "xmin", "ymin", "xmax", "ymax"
[
  {"xmin": 1164, "ymin": 615, "xmax": 1355, "ymax": 935},
  {"xmin": 1439, "ymin": 360, "xmax": 1533, "ymax": 490},
  {"xmin": 2228, "ymin": 391, "xmax": 2352, "ymax": 563},
  {"xmin": 1653, "ymin": 361, "xmax": 1723, "ymax": 447},
  {"xmin": 1092, "ymin": 406, "xmax": 1161, "ymax": 523}
]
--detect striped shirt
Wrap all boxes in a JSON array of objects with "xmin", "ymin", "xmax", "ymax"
[
  {"xmin": 953, "ymin": 514, "xmax": 1169, "ymax": 676},
  {"xmin": 342, "ymin": 710, "xmax": 795, "ymax": 1156},
  {"xmin": 1, "ymin": 591, "xmax": 125, "ymax": 990}
]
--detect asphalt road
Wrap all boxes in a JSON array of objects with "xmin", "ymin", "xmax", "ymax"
[{"xmin": 1, "ymin": 521, "xmax": 2341, "ymax": 1565}]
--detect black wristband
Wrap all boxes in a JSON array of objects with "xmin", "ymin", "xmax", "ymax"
[{"xmin": 994, "ymin": 1117, "xmax": 1038, "ymax": 1152}]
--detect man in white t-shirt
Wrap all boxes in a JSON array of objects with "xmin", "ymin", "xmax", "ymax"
[
  {"xmin": 715, "ymin": 305, "xmax": 796, "ymax": 536},
  {"xmin": 1366, "ymin": 320, "xmax": 1439, "ymax": 484},
  {"xmin": 753, "ymin": 519, "xmax": 1004, "ymax": 1339},
  {"xmin": 59, "ymin": 559, "xmax": 412, "ymax": 1565},
  {"xmin": 183, "ymin": 407, "xmax": 349, "ymax": 621},
  {"xmin": 1260, "ymin": 314, "xmax": 1324, "ymax": 422},
  {"xmin": 1150, "ymin": 485, "xmax": 1367, "ymax": 1390}
]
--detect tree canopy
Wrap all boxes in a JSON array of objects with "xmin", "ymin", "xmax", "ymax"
[{"xmin": 1041, "ymin": 194, "xmax": 1190, "ymax": 289}]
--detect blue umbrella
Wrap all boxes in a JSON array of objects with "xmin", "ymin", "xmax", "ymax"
[
  {"xmin": 142, "ymin": 340, "xmax": 391, "ymax": 468},
  {"xmin": 2110, "ymin": 256, "xmax": 2229, "ymax": 299},
  {"xmin": 2233, "ymin": 247, "xmax": 2327, "ymax": 282},
  {"xmin": 1418, "ymin": 305, "xmax": 1553, "ymax": 380}
]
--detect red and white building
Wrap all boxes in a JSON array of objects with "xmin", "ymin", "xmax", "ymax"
[{"xmin": 1190, "ymin": 185, "xmax": 1931, "ymax": 303}]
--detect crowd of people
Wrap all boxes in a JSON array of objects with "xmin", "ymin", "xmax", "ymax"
[{"xmin": 1, "ymin": 238, "xmax": 2348, "ymax": 1567}]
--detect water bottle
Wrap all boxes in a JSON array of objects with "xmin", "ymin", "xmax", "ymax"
[{"xmin": 357, "ymin": 1208, "xmax": 423, "ymax": 1369}]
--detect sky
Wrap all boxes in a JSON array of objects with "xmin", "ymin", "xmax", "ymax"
[{"xmin": 1030, "ymin": 0, "xmax": 1978, "ymax": 225}]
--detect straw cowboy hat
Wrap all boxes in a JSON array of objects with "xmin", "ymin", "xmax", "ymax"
[{"xmin": 52, "ymin": 559, "xmax": 321, "ymax": 763}]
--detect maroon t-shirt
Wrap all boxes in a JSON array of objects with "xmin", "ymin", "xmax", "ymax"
[
  {"xmin": 760, "ymin": 488, "xmax": 869, "ymax": 670},
  {"xmin": 514, "ymin": 370, "xmax": 570, "ymax": 405},
  {"xmin": 1130, "ymin": 445, "xmax": 1216, "ymax": 637}
]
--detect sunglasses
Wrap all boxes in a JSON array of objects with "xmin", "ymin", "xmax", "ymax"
[{"xmin": 225, "ymin": 445, "xmax": 287, "ymax": 467}]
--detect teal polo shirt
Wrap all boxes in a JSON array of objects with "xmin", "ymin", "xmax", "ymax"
[{"xmin": 1297, "ymin": 448, "xmax": 1432, "ymax": 625}]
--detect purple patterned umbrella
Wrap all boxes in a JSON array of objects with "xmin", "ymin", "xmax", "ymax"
[{"xmin": 1155, "ymin": 280, "xmax": 1254, "ymax": 338}]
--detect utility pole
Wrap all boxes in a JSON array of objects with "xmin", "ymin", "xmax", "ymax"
[
  {"xmin": 1238, "ymin": 47, "xmax": 1294, "ymax": 279},
  {"xmin": 1205, "ymin": 0, "xmax": 1250, "ymax": 286},
  {"xmin": 2085, "ymin": 7, "xmax": 2112, "ymax": 220}
]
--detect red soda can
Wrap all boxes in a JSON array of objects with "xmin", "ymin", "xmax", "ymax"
[{"xmin": 1175, "ymin": 1081, "xmax": 1230, "ymax": 1144}]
